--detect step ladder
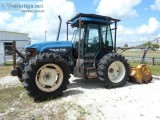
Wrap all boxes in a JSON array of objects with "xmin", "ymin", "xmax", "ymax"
[{"xmin": 85, "ymin": 67, "xmax": 97, "ymax": 78}]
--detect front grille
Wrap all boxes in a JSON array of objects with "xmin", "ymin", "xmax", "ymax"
[{"xmin": 25, "ymin": 48, "xmax": 37, "ymax": 61}]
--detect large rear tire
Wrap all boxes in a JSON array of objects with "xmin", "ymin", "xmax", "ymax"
[
  {"xmin": 22, "ymin": 53, "xmax": 70, "ymax": 101},
  {"xmin": 97, "ymin": 53, "xmax": 129, "ymax": 88}
]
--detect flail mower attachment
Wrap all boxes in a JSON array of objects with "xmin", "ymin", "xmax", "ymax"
[{"xmin": 129, "ymin": 64, "xmax": 152, "ymax": 83}]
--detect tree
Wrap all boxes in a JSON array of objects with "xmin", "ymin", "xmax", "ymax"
[
  {"xmin": 152, "ymin": 44, "xmax": 159, "ymax": 49},
  {"xmin": 143, "ymin": 41, "xmax": 152, "ymax": 47},
  {"xmin": 124, "ymin": 44, "xmax": 128, "ymax": 47},
  {"xmin": 142, "ymin": 41, "xmax": 159, "ymax": 49}
]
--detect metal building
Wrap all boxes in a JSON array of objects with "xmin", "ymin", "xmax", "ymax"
[{"xmin": 0, "ymin": 31, "xmax": 29, "ymax": 64}]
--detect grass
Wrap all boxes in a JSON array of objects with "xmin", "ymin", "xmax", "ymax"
[
  {"xmin": 0, "ymin": 85, "xmax": 90, "ymax": 119},
  {"xmin": 122, "ymin": 50, "xmax": 160, "ymax": 76},
  {"xmin": 129, "ymin": 61, "xmax": 160, "ymax": 76},
  {"xmin": 77, "ymin": 104, "xmax": 88, "ymax": 120},
  {"xmin": 0, "ymin": 65, "xmax": 13, "ymax": 78},
  {"xmin": 0, "ymin": 86, "xmax": 36, "ymax": 119},
  {"xmin": 0, "ymin": 87, "xmax": 24, "ymax": 113},
  {"xmin": 147, "ymin": 65, "xmax": 160, "ymax": 76},
  {"xmin": 0, "ymin": 57, "xmax": 159, "ymax": 78},
  {"xmin": 122, "ymin": 50, "xmax": 160, "ymax": 58}
]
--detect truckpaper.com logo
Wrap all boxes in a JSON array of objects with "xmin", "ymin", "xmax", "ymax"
[{"xmin": 1, "ymin": 0, "xmax": 45, "ymax": 13}]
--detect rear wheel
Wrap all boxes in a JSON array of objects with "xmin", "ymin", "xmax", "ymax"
[
  {"xmin": 97, "ymin": 53, "xmax": 129, "ymax": 88},
  {"xmin": 22, "ymin": 53, "xmax": 70, "ymax": 101}
]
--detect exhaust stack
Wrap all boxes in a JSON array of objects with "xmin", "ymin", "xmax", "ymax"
[{"xmin": 56, "ymin": 15, "xmax": 62, "ymax": 41}]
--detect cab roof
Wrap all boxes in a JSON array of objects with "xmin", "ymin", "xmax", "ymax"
[{"xmin": 69, "ymin": 13, "xmax": 120, "ymax": 27}]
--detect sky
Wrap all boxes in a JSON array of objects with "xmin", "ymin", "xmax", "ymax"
[{"xmin": 0, "ymin": 0, "xmax": 160, "ymax": 46}]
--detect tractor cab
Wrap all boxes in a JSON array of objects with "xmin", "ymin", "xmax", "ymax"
[{"xmin": 67, "ymin": 13, "xmax": 120, "ymax": 78}]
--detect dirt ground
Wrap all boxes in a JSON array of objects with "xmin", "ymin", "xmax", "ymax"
[{"xmin": 0, "ymin": 75, "xmax": 160, "ymax": 120}]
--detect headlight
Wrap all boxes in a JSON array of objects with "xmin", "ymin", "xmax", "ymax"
[{"xmin": 25, "ymin": 48, "xmax": 37, "ymax": 60}]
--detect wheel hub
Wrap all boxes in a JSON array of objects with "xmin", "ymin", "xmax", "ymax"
[
  {"xmin": 43, "ymin": 72, "xmax": 52, "ymax": 81},
  {"xmin": 36, "ymin": 64, "xmax": 63, "ymax": 92},
  {"xmin": 108, "ymin": 61, "xmax": 125, "ymax": 83},
  {"xmin": 109, "ymin": 68, "xmax": 114, "ymax": 73},
  {"xmin": 39, "ymin": 68, "xmax": 58, "ymax": 86}
]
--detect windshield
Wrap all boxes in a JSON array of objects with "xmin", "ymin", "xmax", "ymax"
[{"xmin": 72, "ymin": 27, "xmax": 85, "ymax": 43}]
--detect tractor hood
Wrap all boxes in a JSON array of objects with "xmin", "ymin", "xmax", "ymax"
[{"xmin": 26, "ymin": 41, "xmax": 73, "ymax": 52}]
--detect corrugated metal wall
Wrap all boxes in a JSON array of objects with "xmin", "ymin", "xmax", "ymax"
[
  {"xmin": 0, "ymin": 42, "xmax": 5, "ymax": 64},
  {"xmin": 0, "ymin": 31, "xmax": 29, "ymax": 64}
]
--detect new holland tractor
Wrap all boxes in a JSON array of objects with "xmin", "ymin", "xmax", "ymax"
[{"xmin": 11, "ymin": 13, "xmax": 130, "ymax": 101}]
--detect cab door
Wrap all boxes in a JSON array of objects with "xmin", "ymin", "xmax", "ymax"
[{"xmin": 84, "ymin": 24, "xmax": 100, "ymax": 58}]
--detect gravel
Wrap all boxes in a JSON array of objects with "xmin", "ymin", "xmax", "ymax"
[
  {"xmin": 0, "ymin": 75, "xmax": 160, "ymax": 120},
  {"xmin": 0, "ymin": 76, "xmax": 21, "ymax": 89},
  {"xmin": 64, "ymin": 76, "xmax": 160, "ymax": 120}
]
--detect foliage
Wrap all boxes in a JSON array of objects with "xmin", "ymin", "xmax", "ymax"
[
  {"xmin": 142, "ymin": 41, "xmax": 159, "ymax": 48},
  {"xmin": 143, "ymin": 41, "xmax": 152, "ymax": 46},
  {"xmin": 152, "ymin": 43, "xmax": 159, "ymax": 48},
  {"xmin": 124, "ymin": 44, "xmax": 128, "ymax": 47}
]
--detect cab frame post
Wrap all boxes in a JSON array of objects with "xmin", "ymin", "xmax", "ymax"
[{"xmin": 12, "ymin": 41, "xmax": 16, "ymax": 69}]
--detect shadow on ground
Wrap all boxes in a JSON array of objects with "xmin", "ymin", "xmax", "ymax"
[
  {"xmin": 68, "ymin": 77, "xmax": 141, "ymax": 89},
  {"xmin": 62, "ymin": 77, "xmax": 156, "ymax": 98},
  {"xmin": 62, "ymin": 77, "xmax": 140, "ymax": 98},
  {"xmin": 62, "ymin": 78, "xmax": 101, "ymax": 97},
  {"xmin": 69, "ymin": 78, "xmax": 102, "ymax": 89}
]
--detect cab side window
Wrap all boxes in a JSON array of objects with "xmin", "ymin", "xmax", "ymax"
[{"xmin": 101, "ymin": 25, "xmax": 113, "ymax": 48}]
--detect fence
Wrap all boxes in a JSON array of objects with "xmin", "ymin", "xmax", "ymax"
[
  {"xmin": 117, "ymin": 36, "xmax": 160, "ymax": 76},
  {"xmin": 117, "ymin": 40, "xmax": 160, "ymax": 76},
  {"xmin": 1, "ymin": 39, "xmax": 160, "ymax": 75}
]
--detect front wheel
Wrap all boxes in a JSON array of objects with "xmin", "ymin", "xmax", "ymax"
[
  {"xmin": 97, "ymin": 53, "xmax": 130, "ymax": 88},
  {"xmin": 35, "ymin": 63, "xmax": 64, "ymax": 93},
  {"xmin": 22, "ymin": 53, "xmax": 70, "ymax": 101}
]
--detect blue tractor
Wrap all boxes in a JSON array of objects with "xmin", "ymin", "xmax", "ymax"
[{"xmin": 11, "ymin": 13, "xmax": 129, "ymax": 101}]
